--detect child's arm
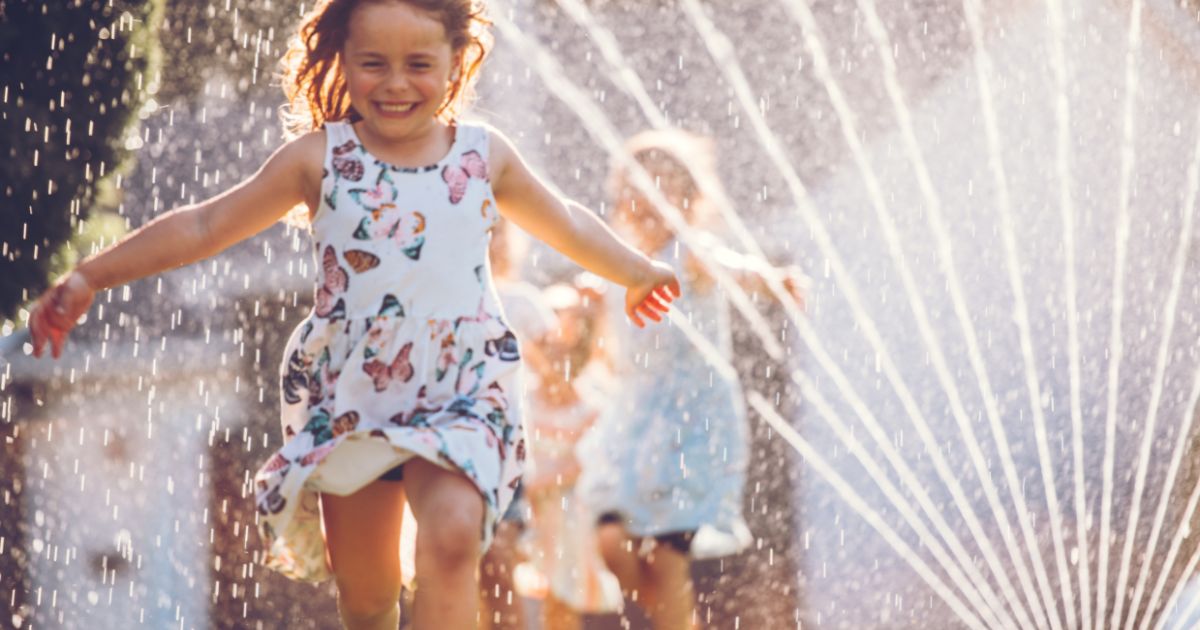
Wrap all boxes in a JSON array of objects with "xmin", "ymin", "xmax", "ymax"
[
  {"xmin": 28, "ymin": 131, "xmax": 325, "ymax": 358},
  {"xmin": 489, "ymin": 130, "xmax": 679, "ymax": 327},
  {"xmin": 687, "ymin": 244, "xmax": 809, "ymax": 310}
]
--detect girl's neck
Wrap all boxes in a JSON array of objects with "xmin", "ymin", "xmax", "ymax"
[{"xmin": 351, "ymin": 118, "xmax": 455, "ymax": 168}]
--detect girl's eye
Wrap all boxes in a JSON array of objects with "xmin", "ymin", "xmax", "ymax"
[{"xmin": 363, "ymin": 61, "xmax": 383, "ymax": 68}]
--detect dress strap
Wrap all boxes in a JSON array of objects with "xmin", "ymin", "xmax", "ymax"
[
  {"xmin": 453, "ymin": 122, "xmax": 490, "ymax": 160},
  {"xmin": 324, "ymin": 120, "xmax": 355, "ymax": 153}
]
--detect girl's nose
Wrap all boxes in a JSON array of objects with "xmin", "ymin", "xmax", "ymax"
[{"xmin": 382, "ymin": 70, "xmax": 411, "ymax": 93}]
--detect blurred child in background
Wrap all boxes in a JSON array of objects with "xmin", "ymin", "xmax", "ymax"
[
  {"xmin": 522, "ymin": 278, "xmax": 623, "ymax": 630},
  {"xmin": 577, "ymin": 128, "xmax": 804, "ymax": 630}
]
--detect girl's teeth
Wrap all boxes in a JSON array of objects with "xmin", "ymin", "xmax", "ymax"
[{"xmin": 380, "ymin": 103, "xmax": 415, "ymax": 113}]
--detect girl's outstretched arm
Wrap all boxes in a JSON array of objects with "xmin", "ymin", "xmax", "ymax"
[
  {"xmin": 28, "ymin": 131, "xmax": 325, "ymax": 358},
  {"xmin": 489, "ymin": 130, "xmax": 680, "ymax": 327}
]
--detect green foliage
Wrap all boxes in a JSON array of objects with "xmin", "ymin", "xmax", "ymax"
[{"xmin": 0, "ymin": 0, "xmax": 163, "ymax": 320}]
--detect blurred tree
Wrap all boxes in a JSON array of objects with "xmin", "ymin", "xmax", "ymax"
[
  {"xmin": 156, "ymin": 1, "xmax": 299, "ymax": 104},
  {"xmin": 0, "ymin": 0, "xmax": 163, "ymax": 320}
]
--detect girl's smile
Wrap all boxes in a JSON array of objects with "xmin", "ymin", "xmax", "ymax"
[{"xmin": 376, "ymin": 102, "xmax": 419, "ymax": 116}]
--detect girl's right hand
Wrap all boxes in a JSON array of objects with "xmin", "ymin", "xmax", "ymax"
[{"xmin": 29, "ymin": 271, "xmax": 95, "ymax": 359}]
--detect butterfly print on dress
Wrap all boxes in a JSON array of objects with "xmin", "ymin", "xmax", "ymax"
[
  {"xmin": 353, "ymin": 210, "xmax": 426, "ymax": 260},
  {"xmin": 442, "ymin": 150, "xmax": 488, "ymax": 204},
  {"xmin": 258, "ymin": 481, "xmax": 287, "ymax": 515},
  {"xmin": 344, "ymin": 249, "xmax": 381, "ymax": 273},
  {"xmin": 363, "ymin": 341, "xmax": 416, "ymax": 392},
  {"xmin": 331, "ymin": 410, "xmax": 360, "ymax": 437},
  {"xmin": 378, "ymin": 294, "xmax": 404, "ymax": 317},
  {"xmin": 261, "ymin": 453, "xmax": 291, "ymax": 474},
  {"xmin": 331, "ymin": 140, "xmax": 364, "ymax": 182},
  {"xmin": 301, "ymin": 409, "xmax": 360, "ymax": 447},
  {"xmin": 299, "ymin": 440, "xmax": 338, "ymax": 467},
  {"xmin": 348, "ymin": 170, "xmax": 399, "ymax": 210},
  {"xmin": 484, "ymin": 331, "xmax": 520, "ymax": 362},
  {"xmin": 446, "ymin": 346, "xmax": 488, "ymax": 396},
  {"xmin": 315, "ymin": 245, "xmax": 348, "ymax": 319},
  {"xmin": 282, "ymin": 349, "xmax": 314, "ymax": 405}
]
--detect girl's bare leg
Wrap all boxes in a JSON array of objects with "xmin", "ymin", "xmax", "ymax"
[
  {"xmin": 321, "ymin": 480, "xmax": 407, "ymax": 630},
  {"xmin": 640, "ymin": 542, "xmax": 697, "ymax": 630},
  {"xmin": 404, "ymin": 458, "xmax": 486, "ymax": 630},
  {"xmin": 479, "ymin": 519, "xmax": 525, "ymax": 629},
  {"xmin": 597, "ymin": 523, "xmax": 644, "ymax": 600},
  {"xmin": 543, "ymin": 592, "xmax": 583, "ymax": 630}
]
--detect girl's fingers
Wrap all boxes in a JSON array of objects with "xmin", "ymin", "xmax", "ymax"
[
  {"xmin": 666, "ymin": 277, "xmax": 682, "ymax": 298},
  {"xmin": 29, "ymin": 302, "xmax": 69, "ymax": 359},
  {"xmin": 49, "ymin": 326, "xmax": 66, "ymax": 359},
  {"xmin": 638, "ymin": 304, "xmax": 662, "ymax": 323},
  {"xmin": 641, "ymin": 294, "xmax": 669, "ymax": 313},
  {"xmin": 44, "ymin": 306, "xmax": 70, "ymax": 330},
  {"xmin": 653, "ymin": 285, "xmax": 675, "ymax": 303},
  {"xmin": 628, "ymin": 308, "xmax": 645, "ymax": 328},
  {"xmin": 28, "ymin": 308, "xmax": 46, "ymax": 358}
]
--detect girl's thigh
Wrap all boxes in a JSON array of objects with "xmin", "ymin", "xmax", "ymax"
[
  {"xmin": 402, "ymin": 458, "xmax": 486, "ymax": 554},
  {"xmin": 320, "ymin": 479, "xmax": 408, "ymax": 586}
]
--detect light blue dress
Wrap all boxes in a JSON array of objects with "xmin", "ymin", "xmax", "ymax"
[{"xmin": 575, "ymin": 241, "xmax": 752, "ymax": 558}]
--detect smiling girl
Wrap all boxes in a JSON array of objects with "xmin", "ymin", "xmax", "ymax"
[{"xmin": 26, "ymin": 2, "xmax": 679, "ymax": 628}]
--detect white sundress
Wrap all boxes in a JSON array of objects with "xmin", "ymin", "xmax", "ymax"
[{"xmin": 253, "ymin": 120, "xmax": 524, "ymax": 583}]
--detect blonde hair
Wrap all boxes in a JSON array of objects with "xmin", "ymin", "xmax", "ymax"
[
  {"xmin": 609, "ymin": 128, "xmax": 725, "ymax": 230},
  {"xmin": 280, "ymin": 0, "xmax": 492, "ymax": 136}
]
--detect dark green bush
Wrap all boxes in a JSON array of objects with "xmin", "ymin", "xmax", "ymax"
[{"xmin": 0, "ymin": 0, "xmax": 162, "ymax": 319}]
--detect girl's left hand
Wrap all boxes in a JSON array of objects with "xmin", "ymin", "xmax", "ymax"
[
  {"xmin": 778, "ymin": 264, "xmax": 809, "ymax": 312},
  {"xmin": 624, "ymin": 261, "xmax": 681, "ymax": 328}
]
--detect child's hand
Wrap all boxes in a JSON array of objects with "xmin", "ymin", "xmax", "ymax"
[
  {"xmin": 779, "ymin": 264, "xmax": 809, "ymax": 312},
  {"xmin": 28, "ymin": 271, "xmax": 95, "ymax": 359},
  {"xmin": 624, "ymin": 261, "xmax": 681, "ymax": 328}
]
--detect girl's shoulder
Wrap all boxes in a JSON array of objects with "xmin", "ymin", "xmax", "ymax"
[
  {"xmin": 291, "ymin": 128, "xmax": 329, "ymax": 160},
  {"xmin": 280, "ymin": 128, "xmax": 327, "ymax": 189},
  {"xmin": 269, "ymin": 128, "xmax": 327, "ymax": 164},
  {"xmin": 259, "ymin": 129, "xmax": 326, "ymax": 213}
]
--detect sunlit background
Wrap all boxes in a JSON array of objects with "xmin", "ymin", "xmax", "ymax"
[{"xmin": 5, "ymin": 0, "xmax": 1200, "ymax": 628}]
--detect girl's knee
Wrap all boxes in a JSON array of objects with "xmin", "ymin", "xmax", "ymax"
[
  {"xmin": 417, "ymin": 507, "xmax": 482, "ymax": 569},
  {"xmin": 596, "ymin": 523, "xmax": 630, "ymax": 564},
  {"xmin": 335, "ymin": 579, "xmax": 401, "ymax": 625},
  {"xmin": 641, "ymin": 542, "xmax": 692, "ymax": 586}
]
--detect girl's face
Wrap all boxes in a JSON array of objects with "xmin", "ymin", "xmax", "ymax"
[
  {"xmin": 612, "ymin": 173, "xmax": 678, "ymax": 252},
  {"xmin": 535, "ymin": 305, "xmax": 587, "ymax": 381},
  {"xmin": 343, "ymin": 1, "xmax": 458, "ymax": 140}
]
